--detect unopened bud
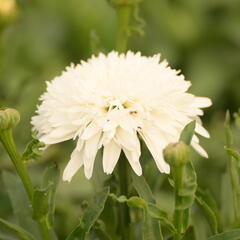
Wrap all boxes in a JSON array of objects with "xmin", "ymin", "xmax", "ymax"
[
  {"xmin": 163, "ymin": 142, "xmax": 190, "ymax": 167},
  {"xmin": 0, "ymin": 108, "xmax": 20, "ymax": 131},
  {"xmin": 0, "ymin": 0, "xmax": 17, "ymax": 23}
]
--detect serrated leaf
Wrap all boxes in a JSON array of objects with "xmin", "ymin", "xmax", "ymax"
[
  {"xmin": 172, "ymin": 161, "xmax": 197, "ymax": 233},
  {"xmin": 66, "ymin": 187, "xmax": 110, "ymax": 240},
  {"xmin": 22, "ymin": 133, "xmax": 45, "ymax": 161},
  {"xmin": 147, "ymin": 203, "xmax": 176, "ymax": 233},
  {"xmin": 32, "ymin": 189, "xmax": 49, "ymax": 221},
  {"xmin": 41, "ymin": 164, "xmax": 60, "ymax": 227},
  {"xmin": 208, "ymin": 229, "xmax": 240, "ymax": 240},
  {"xmin": 179, "ymin": 121, "xmax": 196, "ymax": 145},
  {"xmin": 0, "ymin": 218, "xmax": 35, "ymax": 240},
  {"xmin": 176, "ymin": 162, "xmax": 197, "ymax": 210},
  {"xmin": 130, "ymin": 171, "xmax": 163, "ymax": 240},
  {"xmin": 1, "ymin": 171, "xmax": 40, "ymax": 238},
  {"xmin": 195, "ymin": 194, "xmax": 218, "ymax": 234}
]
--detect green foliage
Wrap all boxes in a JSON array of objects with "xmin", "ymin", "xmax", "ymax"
[
  {"xmin": 195, "ymin": 190, "xmax": 219, "ymax": 234},
  {"xmin": 208, "ymin": 229, "xmax": 240, "ymax": 240},
  {"xmin": 179, "ymin": 121, "xmax": 196, "ymax": 145},
  {"xmin": 66, "ymin": 187, "xmax": 110, "ymax": 240},
  {"xmin": 1, "ymin": 171, "xmax": 40, "ymax": 238},
  {"xmin": 22, "ymin": 137, "xmax": 45, "ymax": 162},
  {"xmin": 0, "ymin": 218, "xmax": 35, "ymax": 240},
  {"xmin": 1, "ymin": 0, "xmax": 240, "ymax": 239},
  {"xmin": 131, "ymin": 171, "xmax": 163, "ymax": 240},
  {"xmin": 41, "ymin": 164, "xmax": 60, "ymax": 227}
]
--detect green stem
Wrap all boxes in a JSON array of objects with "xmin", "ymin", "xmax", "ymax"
[
  {"xmin": 173, "ymin": 165, "xmax": 184, "ymax": 240},
  {"xmin": 117, "ymin": 154, "xmax": 131, "ymax": 240},
  {"xmin": 116, "ymin": 3, "xmax": 132, "ymax": 52},
  {"xmin": 228, "ymin": 156, "xmax": 240, "ymax": 222},
  {"xmin": 38, "ymin": 219, "xmax": 51, "ymax": 240},
  {"xmin": 0, "ymin": 129, "xmax": 52, "ymax": 240},
  {"xmin": 0, "ymin": 130, "xmax": 33, "ymax": 199}
]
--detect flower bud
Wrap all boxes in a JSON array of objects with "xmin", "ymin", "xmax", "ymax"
[
  {"xmin": 0, "ymin": 108, "xmax": 20, "ymax": 131},
  {"xmin": 0, "ymin": 0, "xmax": 17, "ymax": 23},
  {"xmin": 163, "ymin": 142, "xmax": 190, "ymax": 167}
]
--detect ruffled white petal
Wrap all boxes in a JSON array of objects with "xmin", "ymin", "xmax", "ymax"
[
  {"xmin": 63, "ymin": 148, "xmax": 83, "ymax": 182},
  {"xmin": 115, "ymin": 127, "xmax": 140, "ymax": 155},
  {"xmin": 123, "ymin": 148, "xmax": 142, "ymax": 176},
  {"xmin": 83, "ymin": 132, "xmax": 102, "ymax": 179},
  {"xmin": 191, "ymin": 141, "xmax": 208, "ymax": 158},
  {"xmin": 140, "ymin": 129, "xmax": 170, "ymax": 174},
  {"xmin": 103, "ymin": 140, "xmax": 121, "ymax": 174}
]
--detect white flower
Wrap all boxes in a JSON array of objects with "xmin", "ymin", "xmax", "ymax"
[{"xmin": 31, "ymin": 51, "xmax": 212, "ymax": 181}]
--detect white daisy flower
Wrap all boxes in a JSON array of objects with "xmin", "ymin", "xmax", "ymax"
[{"xmin": 31, "ymin": 51, "xmax": 211, "ymax": 181}]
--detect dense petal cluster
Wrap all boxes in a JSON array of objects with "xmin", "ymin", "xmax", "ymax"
[{"xmin": 32, "ymin": 51, "xmax": 211, "ymax": 181}]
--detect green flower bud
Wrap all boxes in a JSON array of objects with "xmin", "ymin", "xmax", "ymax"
[
  {"xmin": 163, "ymin": 142, "xmax": 190, "ymax": 167},
  {"xmin": 0, "ymin": 108, "xmax": 20, "ymax": 131}
]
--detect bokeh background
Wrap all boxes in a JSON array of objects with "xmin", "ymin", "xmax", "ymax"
[{"xmin": 0, "ymin": 0, "xmax": 240, "ymax": 239}]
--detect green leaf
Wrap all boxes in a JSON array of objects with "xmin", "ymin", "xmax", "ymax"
[
  {"xmin": 143, "ymin": 211, "xmax": 163, "ymax": 240},
  {"xmin": 130, "ymin": 171, "xmax": 163, "ymax": 240},
  {"xmin": 32, "ymin": 189, "xmax": 49, "ymax": 221},
  {"xmin": 179, "ymin": 121, "xmax": 196, "ymax": 145},
  {"xmin": 195, "ymin": 194, "xmax": 218, "ymax": 234},
  {"xmin": 41, "ymin": 164, "xmax": 60, "ymax": 227},
  {"xmin": 93, "ymin": 220, "xmax": 112, "ymax": 240},
  {"xmin": 182, "ymin": 226, "xmax": 195, "ymax": 240},
  {"xmin": 1, "ymin": 171, "xmax": 40, "ymax": 238},
  {"xmin": 225, "ymin": 148, "xmax": 240, "ymax": 167},
  {"xmin": 22, "ymin": 133, "xmax": 45, "ymax": 161},
  {"xmin": 147, "ymin": 203, "xmax": 176, "ymax": 233},
  {"xmin": 208, "ymin": 229, "xmax": 240, "ymax": 240},
  {"xmin": 233, "ymin": 111, "xmax": 240, "ymax": 130},
  {"xmin": 109, "ymin": 193, "xmax": 146, "ymax": 208},
  {"xmin": 66, "ymin": 187, "xmax": 110, "ymax": 240},
  {"xmin": 172, "ymin": 161, "xmax": 197, "ymax": 233},
  {"xmin": 176, "ymin": 161, "xmax": 197, "ymax": 210},
  {"xmin": 0, "ymin": 218, "xmax": 35, "ymax": 240},
  {"xmin": 130, "ymin": 170, "xmax": 155, "ymax": 203},
  {"xmin": 110, "ymin": 193, "xmax": 176, "ymax": 233},
  {"xmin": 224, "ymin": 110, "xmax": 234, "ymax": 147}
]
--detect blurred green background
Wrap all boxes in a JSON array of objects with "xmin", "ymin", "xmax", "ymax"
[{"xmin": 0, "ymin": 0, "xmax": 240, "ymax": 239}]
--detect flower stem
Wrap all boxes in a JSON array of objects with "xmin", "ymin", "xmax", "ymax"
[
  {"xmin": 0, "ymin": 130, "xmax": 33, "ymax": 199},
  {"xmin": 38, "ymin": 219, "xmax": 51, "ymax": 240},
  {"xmin": 0, "ymin": 129, "xmax": 52, "ymax": 240},
  {"xmin": 173, "ymin": 165, "xmax": 184, "ymax": 240},
  {"xmin": 228, "ymin": 156, "xmax": 240, "ymax": 222},
  {"xmin": 117, "ymin": 154, "xmax": 132, "ymax": 240},
  {"xmin": 116, "ymin": 3, "xmax": 132, "ymax": 52}
]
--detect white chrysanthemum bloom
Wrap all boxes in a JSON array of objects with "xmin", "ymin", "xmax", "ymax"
[{"xmin": 32, "ymin": 51, "xmax": 211, "ymax": 181}]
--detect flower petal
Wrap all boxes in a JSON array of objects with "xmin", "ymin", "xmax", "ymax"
[
  {"xmin": 83, "ymin": 132, "xmax": 102, "ymax": 179},
  {"xmin": 191, "ymin": 141, "xmax": 208, "ymax": 158},
  {"xmin": 81, "ymin": 121, "xmax": 101, "ymax": 140},
  {"xmin": 140, "ymin": 129, "xmax": 170, "ymax": 174},
  {"xmin": 103, "ymin": 140, "xmax": 121, "ymax": 174},
  {"xmin": 115, "ymin": 127, "xmax": 140, "ymax": 155},
  {"xmin": 63, "ymin": 148, "xmax": 83, "ymax": 182},
  {"xmin": 123, "ymin": 148, "xmax": 142, "ymax": 176}
]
